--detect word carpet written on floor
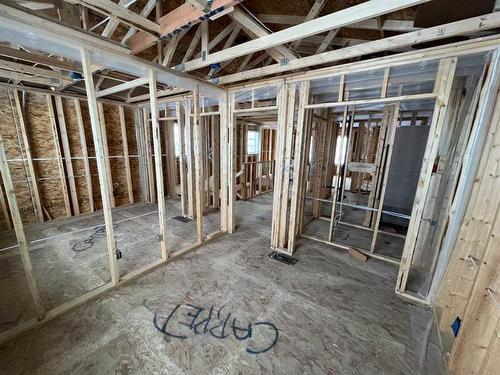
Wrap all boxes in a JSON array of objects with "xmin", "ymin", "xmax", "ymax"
[{"xmin": 153, "ymin": 303, "xmax": 278, "ymax": 354}]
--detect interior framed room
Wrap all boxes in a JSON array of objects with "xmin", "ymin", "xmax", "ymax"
[{"xmin": 0, "ymin": 1, "xmax": 499, "ymax": 374}]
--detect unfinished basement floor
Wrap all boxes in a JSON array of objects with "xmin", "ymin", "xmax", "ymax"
[{"xmin": 0, "ymin": 195, "xmax": 444, "ymax": 374}]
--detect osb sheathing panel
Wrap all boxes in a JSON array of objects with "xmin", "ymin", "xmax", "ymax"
[
  {"xmin": 0, "ymin": 89, "xmax": 143, "ymax": 228},
  {"xmin": 60, "ymin": 98, "xmax": 91, "ymax": 213},
  {"xmin": 101, "ymin": 103, "xmax": 130, "ymax": 207},
  {"xmin": 36, "ymin": 160, "xmax": 68, "ymax": 219},
  {"xmin": 79, "ymin": 101, "xmax": 96, "ymax": 157},
  {"xmin": 78, "ymin": 101, "xmax": 103, "ymax": 210},
  {"xmin": 129, "ymin": 159, "xmax": 141, "ymax": 202},
  {"xmin": 124, "ymin": 108, "xmax": 141, "ymax": 202},
  {"xmin": 24, "ymin": 92, "xmax": 67, "ymax": 219},
  {"xmin": 0, "ymin": 89, "xmax": 35, "ymax": 227},
  {"xmin": 73, "ymin": 159, "xmax": 92, "ymax": 213}
]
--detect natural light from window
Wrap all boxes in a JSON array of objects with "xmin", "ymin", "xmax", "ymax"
[
  {"xmin": 173, "ymin": 123, "xmax": 181, "ymax": 157},
  {"xmin": 247, "ymin": 130, "xmax": 260, "ymax": 155}
]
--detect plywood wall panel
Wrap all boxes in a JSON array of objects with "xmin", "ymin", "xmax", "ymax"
[
  {"xmin": 129, "ymin": 158, "xmax": 141, "ymax": 202},
  {"xmin": 124, "ymin": 107, "xmax": 141, "ymax": 202},
  {"xmin": 101, "ymin": 103, "xmax": 129, "ymax": 206},
  {"xmin": 23, "ymin": 92, "xmax": 67, "ymax": 220},
  {"xmin": 1, "ymin": 89, "xmax": 146, "ymax": 229},
  {"xmin": 60, "ymin": 98, "xmax": 83, "ymax": 156},
  {"xmin": 35, "ymin": 160, "xmax": 67, "ymax": 219},
  {"xmin": 89, "ymin": 159, "xmax": 102, "ymax": 210},
  {"xmin": 79, "ymin": 101, "xmax": 96, "ymax": 157},
  {"xmin": 0, "ymin": 89, "xmax": 35, "ymax": 225}
]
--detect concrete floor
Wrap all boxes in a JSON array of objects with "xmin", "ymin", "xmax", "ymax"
[{"xmin": 0, "ymin": 194, "xmax": 444, "ymax": 374}]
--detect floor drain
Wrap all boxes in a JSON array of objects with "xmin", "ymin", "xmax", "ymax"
[
  {"xmin": 173, "ymin": 216, "xmax": 192, "ymax": 222},
  {"xmin": 268, "ymin": 251, "xmax": 299, "ymax": 265},
  {"xmin": 256, "ymin": 216, "xmax": 266, "ymax": 221}
]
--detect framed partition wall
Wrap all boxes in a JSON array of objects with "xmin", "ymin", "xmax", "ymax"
[{"xmin": 228, "ymin": 39, "xmax": 500, "ymax": 304}]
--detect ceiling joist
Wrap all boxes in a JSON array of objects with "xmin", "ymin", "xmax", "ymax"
[
  {"xmin": 290, "ymin": 0, "xmax": 327, "ymax": 50},
  {"xmin": 181, "ymin": 0, "xmax": 430, "ymax": 72},
  {"xmin": 255, "ymin": 14, "xmax": 420, "ymax": 32},
  {"xmin": 215, "ymin": 11, "xmax": 500, "ymax": 84},
  {"xmin": 229, "ymin": 7, "xmax": 297, "ymax": 62},
  {"xmin": 121, "ymin": 0, "xmax": 157, "ymax": 44},
  {"xmin": 66, "ymin": 0, "xmax": 160, "ymax": 35},
  {"xmin": 0, "ymin": 45, "xmax": 80, "ymax": 72},
  {"xmin": 129, "ymin": 0, "xmax": 242, "ymax": 54}
]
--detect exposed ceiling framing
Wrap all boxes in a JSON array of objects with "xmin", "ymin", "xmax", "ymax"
[{"xmin": 0, "ymin": 0, "xmax": 498, "ymax": 98}]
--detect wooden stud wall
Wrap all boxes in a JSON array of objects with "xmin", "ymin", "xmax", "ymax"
[
  {"xmin": 435, "ymin": 82, "xmax": 500, "ymax": 375},
  {"xmin": 0, "ymin": 89, "xmax": 139, "ymax": 230}
]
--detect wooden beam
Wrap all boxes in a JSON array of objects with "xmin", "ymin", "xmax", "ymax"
[
  {"xmin": 97, "ymin": 102, "xmax": 115, "ymax": 208},
  {"xmin": 290, "ymin": 0, "xmax": 327, "ymax": 50},
  {"xmin": 212, "ymin": 115, "xmax": 220, "ymax": 208},
  {"xmin": 216, "ymin": 12, "xmax": 500, "ymax": 84},
  {"xmin": 396, "ymin": 57, "xmax": 457, "ymax": 293},
  {"xmin": 68, "ymin": 0, "xmax": 160, "ymax": 35},
  {"xmin": 256, "ymin": 14, "xmax": 420, "ymax": 32},
  {"xmin": 0, "ymin": 3, "xmax": 224, "ymax": 98},
  {"xmin": 219, "ymin": 92, "xmax": 230, "ymax": 231},
  {"xmin": 181, "ymin": 24, "xmax": 203, "ymax": 64},
  {"xmin": 328, "ymin": 104, "xmax": 348, "ymax": 241},
  {"xmin": 278, "ymin": 84, "xmax": 297, "ymax": 249},
  {"xmin": 447, "ymin": 99, "xmax": 500, "ymax": 374},
  {"xmin": 46, "ymin": 95, "xmax": 71, "ymax": 216},
  {"xmin": 121, "ymin": 0, "xmax": 156, "ymax": 44},
  {"xmin": 143, "ymin": 108, "xmax": 156, "ymax": 203},
  {"xmin": 0, "ymin": 60, "xmax": 63, "ymax": 80},
  {"xmin": 119, "ymin": 106, "xmax": 134, "ymax": 204},
  {"xmin": 205, "ymin": 25, "xmax": 241, "ymax": 78},
  {"xmin": 129, "ymin": 0, "xmax": 242, "ymax": 54},
  {"xmin": 192, "ymin": 86, "xmax": 205, "ymax": 243},
  {"xmin": 182, "ymin": 0, "xmax": 428, "ymax": 72},
  {"xmin": 193, "ymin": 23, "xmax": 237, "ymax": 59},
  {"xmin": 229, "ymin": 7, "xmax": 296, "ymax": 62},
  {"xmin": 287, "ymin": 81, "xmax": 310, "ymax": 251},
  {"xmin": 176, "ymin": 101, "xmax": 189, "ymax": 216},
  {"xmin": 148, "ymin": 70, "xmax": 168, "ymax": 259},
  {"xmin": 0, "ymin": 178, "xmax": 12, "ymax": 230},
  {"xmin": 0, "ymin": 133, "xmax": 44, "ymax": 319},
  {"xmin": 201, "ymin": 20, "xmax": 209, "ymax": 61},
  {"xmin": 162, "ymin": 29, "xmax": 189, "ymax": 67},
  {"xmin": 369, "ymin": 104, "xmax": 399, "ymax": 253},
  {"xmin": 270, "ymin": 84, "xmax": 288, "ymax": 248},
  {"xmin": 135, "ymin": 108, "xmax": 148, "ymax": 201},
  {"xmin": 0, "ymin": 68, "xmax": 65, "ymax": 87},
  {"xmin": 80, "ymin": 47, "xmax": 119, "ymax": 285},
  {"xmin": 54, "ymin": 96, "xmax": 80, "ymax": 215},
  {"xmin": 315, "ymin": 28, "xmax": 339, "ymax": 54},
  {"xmin": 236, "ymin": 53, "xmax": 253, "ymax": 72},
  {"xmin": 227, "ymin": 92, "xmax": 235, "ymax": 232},
  {"xmin": 96, "ymin": 77, "xmax": 149, "ymax": 98},
  {"xmin": 101, "ymin": 0, "xmax": 133, "ymax": 38},
  {"xmin": 183, "ymin": 99, "xmax": 195, "ymax": 219},
  {"xmin": 74, "ymin": 98, "xmax": 94, "ymax": 212},
  {"xmin": 12, "ymin": 90, "xmax": 44, "ymax": 222},
  {"xmin": 0, "ymin": 45, "xmax": 78, "ymax": 71}
]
